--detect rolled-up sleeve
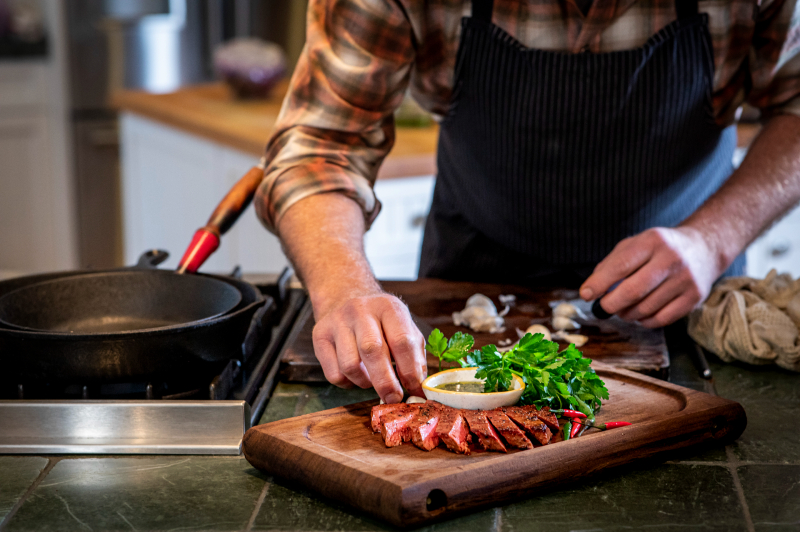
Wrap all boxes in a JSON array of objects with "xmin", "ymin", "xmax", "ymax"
[
  {"xmin": 747, "ymin": 0, "xmax": 800, "ymax": 117},
  {"xmin": 255, "ymin": 0, "xmax": 416, "ymax": 233}
]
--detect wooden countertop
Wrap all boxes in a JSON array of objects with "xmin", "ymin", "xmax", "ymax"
[
  {"xmin": 113, "ymin": 81, "xmax": 759, "ymax": 180},
  {"xmin": 113, "ymin": 81, "xmax": 439, "ymax": 180}
]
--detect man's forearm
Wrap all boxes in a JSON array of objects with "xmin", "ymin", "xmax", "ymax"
[
  {"xmin": 276, "ymin": 192, "xmax": 427, "ymax": 401},
  {"xmin": 277, "ymin": 193, "xmax": 381, "ymax": 317},
  {"xmin": 681, "ymin": 114, "xmax": 800, "ymax": 275}
]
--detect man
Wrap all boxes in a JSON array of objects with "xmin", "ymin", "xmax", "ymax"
[{"xmin": 256, "ymin": 0, "xmax": 800, "ymax": 404}]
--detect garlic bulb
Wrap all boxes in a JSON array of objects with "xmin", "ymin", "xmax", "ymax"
[{"xmin": 452, "ymin": 293, "xmax": 506, "ymax": 333}]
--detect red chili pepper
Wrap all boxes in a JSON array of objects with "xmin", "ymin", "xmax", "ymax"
[
  {"xmin": 601, "ymin": 421, "xmax": 631, "ymax": 430},
  {"xmin": 562, "ymin": 420, "xmax": 572, "ymax": 441},
  {"xmin": 569, "ymin": 418, "xmax": 582, "ymax": 439},
  {"xmin": 580, "ymin": 421, "xmax": 632, "ymax": 430},
  {"xmin": 551, "ymin": 409, "xmax": 587, "ymax": 419}
]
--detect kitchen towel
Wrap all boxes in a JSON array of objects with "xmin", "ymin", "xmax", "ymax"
[{"xmin": 688, "ymin": 269, "xmax": 800, "ymax": 372}]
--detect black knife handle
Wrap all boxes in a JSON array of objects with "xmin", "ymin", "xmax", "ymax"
[{"xmin": 591, "ymin": 298, "xmax": 613, "ymax": 320}]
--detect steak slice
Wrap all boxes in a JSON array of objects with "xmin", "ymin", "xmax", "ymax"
[
  {"xmin": 533, "ymin": 406, "xmax": 560, "ymax": 432},
  {"xmin": 409, "ymin": 401, "xmax": 443, "ymax": 451},
  {"xmin": 486, "ymin": 410, "xmax": 533, "ymax": 449},
  {"xmin": 380, "ymin": 404, "xmax": 420, "ymax": 447},
  {"xmin": 501, "ymin": 406, "xmax": 553, "ymax": 445},
  {"xmin": 371, "ymin": 403, "xmax": 406, "ymax": 433},
  {"xmin": 435, "ymin": 406, "xmax": 472, "ymax": 455},
  {"xmin": 462, "ymin": 410, "xmax": 507, "ymax": 453}
]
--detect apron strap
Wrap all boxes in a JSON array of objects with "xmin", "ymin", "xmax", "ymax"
[
  {"xmin": 675, "ymin": 0, "xmax": 699, "ymax": 20},
  {"xmin": 471, "ymin": 0, "xmax": 494, "ymax": 23}
]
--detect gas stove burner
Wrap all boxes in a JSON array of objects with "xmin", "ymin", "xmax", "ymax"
[{"xmin": 0, "ymin": 275, "xmax": 307, "ymax": 455}]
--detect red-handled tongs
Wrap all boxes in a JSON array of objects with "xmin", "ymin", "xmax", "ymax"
[{"xmin": 176, "ymin": 157, "xmax": 267, "ymax": 274}]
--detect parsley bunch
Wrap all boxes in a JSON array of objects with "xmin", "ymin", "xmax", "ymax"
[{"xmin": 426, "ymin": 329, "xmax": 609, "ymax": 417}]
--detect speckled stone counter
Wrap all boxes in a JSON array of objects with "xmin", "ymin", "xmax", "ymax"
[{"xmin": 1, "ymin": 325, "xmax": 798, "ymax": 532}]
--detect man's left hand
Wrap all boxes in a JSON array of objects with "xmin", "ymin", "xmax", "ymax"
[{"xmin": 579, "ymin": 227, "xmax": 723, "ymax": 328}]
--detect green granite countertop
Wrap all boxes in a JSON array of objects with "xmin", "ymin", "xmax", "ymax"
[{"xmin": 1, "ymin": 324, "xmax": 798, "ymax": 532}]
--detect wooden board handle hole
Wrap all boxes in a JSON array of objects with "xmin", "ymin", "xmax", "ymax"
[{"xmin": 426, "ymin": 489, "xmax": 447, "ymax": 512}]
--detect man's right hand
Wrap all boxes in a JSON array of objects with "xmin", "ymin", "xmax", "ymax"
[
  {"xmin": 312, "ymin": 291, "xmax": 427, "ymax": 404},
  {"xmin": 276, "ymin": 192, "xmax": 428, "ymax": 403}
]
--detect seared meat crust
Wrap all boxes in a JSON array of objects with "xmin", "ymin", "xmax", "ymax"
[
  {"xmin": 486, "ymin": 410, "xmax": 533, "ymax": 449},
  {"xmin": 435, "ymin": 405, "xmax": 472, "ymax": 454},
  {"xmin": 409, "ymin": 401, "xmax": 443, "ymax": 451},
  {"xmin": 500, "ymin": 406, "xmax": 553, "ymax": 445},
  {"xmin": 380, "ymin": 405, "xmax": 420, "ymax": 447},
  {"xmin": 461, "ymin": 410, "xmax": 507, "ymax": 452}
]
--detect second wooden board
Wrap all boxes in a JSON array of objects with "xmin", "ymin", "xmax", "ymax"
[{"xmin": 280, "ymin": 279, "xmax": 669, "ymax": 382}]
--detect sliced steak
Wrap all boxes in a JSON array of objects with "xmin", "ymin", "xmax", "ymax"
[
  {"xmin": 486, "ymin": 410, "xmax": 533, "ymax": 449},
  {"xmin": 371, "ymin": 403, "xmax": 406, "ymax": 433},
  {"xmin": 462, "ymin": 410, "xmax": 507, "ymax": 453},
  {"xmin": 533, "ymin": 406, "xmax": 560, "ymax": 432},
  {"xmin": 409, "ymin": 401, "xmax": 443, "ymax": 451},
  {"xmin": 380, "ymin": 404, "xmax": 420, "ymax": 447},
  {"xmin": 502, "ymin": 406, "xmax": 553, "ymax": 445},
  {"xmin": 435, "ymin": 406, "xmax": 472, "ymax": 455}
]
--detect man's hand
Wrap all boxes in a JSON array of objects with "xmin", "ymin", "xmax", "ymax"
[
  {"xmin": 579, "ymin": 227, "xmax": 722, "ymax": 328},
  {"xmin": 276, "ymin": 192, "xmax": 427, "ymax": 402},
  {"xmin": 312, "ymin": 291, "xmax": 426, "ymax": 403},
  {"xmin": 582, "ymin": 113, "xmax": 800, "ymax": 328}
]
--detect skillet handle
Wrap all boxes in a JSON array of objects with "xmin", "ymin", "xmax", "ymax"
[
  {"xmin": 136, "ymin": 250, "xmax": 170, "ymax": 269},
  {"xmin": 177, "ymin": 161, "xmax": 266, "ymax": 274}
]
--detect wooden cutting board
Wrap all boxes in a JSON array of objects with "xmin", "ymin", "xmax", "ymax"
[
  {"xmin": 280, "ymin": 279, "xmax": 669, "ymax": 381},
  {"xmin": 244, "ymin": 363, "xmax": 746, "ymax": 526}
]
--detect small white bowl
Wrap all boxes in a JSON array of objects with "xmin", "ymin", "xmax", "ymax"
[{"xmin": 421, "ymin": 367, "xmax": 525, "ymax": 410}]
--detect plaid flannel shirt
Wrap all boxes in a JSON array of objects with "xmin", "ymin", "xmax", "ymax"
[{"xmin": 256, "ymin": 0, "xmax": 800, "ymax": 233}]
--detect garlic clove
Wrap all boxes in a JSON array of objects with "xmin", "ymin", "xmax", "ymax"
[
  {"xmin": 552, "ymin": 316, "xmax": 580, "ymax": 330},
  {"xmin": 406, "ymin": 396, "xmax": 427, "ymax": 404},
  {"xmin": 525, "ymin": 324, "xmax": 552, "ymax": 341}
]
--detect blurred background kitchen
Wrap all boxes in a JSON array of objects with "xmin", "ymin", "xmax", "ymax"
[{"xmin": 0, "ymin": 0, "xmax": 797, "ymax": 281}]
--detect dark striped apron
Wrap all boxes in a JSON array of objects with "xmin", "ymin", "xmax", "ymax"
[{"xmin": 418, "ymin": 0, "xmax": 745, "ymax": 287}]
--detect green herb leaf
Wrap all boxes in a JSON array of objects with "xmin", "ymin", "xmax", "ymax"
[{"xmin": 425, "ymin": 329, "xmax": 447, "ymax": 358}]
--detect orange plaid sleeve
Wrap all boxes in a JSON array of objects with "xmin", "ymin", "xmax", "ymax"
[
  {"xmin": 255, "ymin": 0, "xmax": 416, "ymax": 233},
  {"xmin": 747, "ymin": 0, "xmax": 800, "ymax": 118}
]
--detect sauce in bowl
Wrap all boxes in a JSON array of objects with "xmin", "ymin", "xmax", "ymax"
[{"xmin": 434, "ymin": 381, "xmax": 486, "ymax": 393}]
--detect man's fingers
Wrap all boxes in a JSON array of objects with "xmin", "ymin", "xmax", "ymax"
[
  {"xmin": 334, "ymin": 329, "xmax": 373, "ymax": 389},
  {"xmin": 600, "ymin": 259, "xmax": 671, "ymax": 315},
  {"xmin": 616, "ymin": 276, "xmax": 683, "ymax": 322},
  {"xmin": 381, "ymin": 304, "xmax": 427, "ymax": 397},
  {"xmin": 638, "ymin": 292, "xmax": 698, "ymax": 328},
  {"xmin": 312, "ymin": 325, "xmax": 356, "ymax": 389},
  {"xmin": 581, "ymin": 237, "xmax": 654, "ymax": 301},
  {"xmin": 353, "ymin": 317, "xmax": 403, "ymax": 404}
]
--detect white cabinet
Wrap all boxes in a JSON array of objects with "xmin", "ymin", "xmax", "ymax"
[
  {"xmin": 366, "ymin": 176, "xmax": 435, "ymax": 279},
  {"xmin": 746, "ymin": 205, "xmax": 800, "ymax": 279}
]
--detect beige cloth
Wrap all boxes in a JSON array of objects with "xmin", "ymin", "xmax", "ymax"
[{"xmin": 688, "ymin": 270, "xmax": 800, "ymax": 372}]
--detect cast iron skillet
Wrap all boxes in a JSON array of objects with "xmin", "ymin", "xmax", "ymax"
[
  {"xmin": 0, "ymin": 163, "xmax": 273, "ymax": 383},
  {"xmin": 0, "ymin": 270, "xmax": 242, "ymax": 333},
  {"xmin": 0, "ymin": 250, "xmax": 273, "ymax": 383}
]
